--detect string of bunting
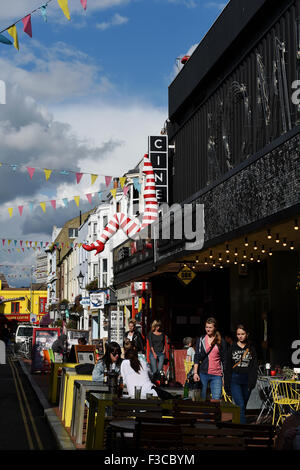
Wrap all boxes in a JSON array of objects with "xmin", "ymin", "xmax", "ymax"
[
  {"xmin": 0, "ymin": 0, "xmax": 88, "ymax": 50},
  {"xmin": 0, "ymin": 238, "xmax": 89, "ymax": 253},
  {"xmin": 0, "ymin": 161, "xmax": 130, "ymax": 189}
]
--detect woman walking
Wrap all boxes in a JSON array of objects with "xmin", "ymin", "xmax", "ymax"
[
  {"xmin": 124, "ymin": 318, "xmax": 144, "ymax": 354},
  {"xmin": 224, "ymin": 324, "xmax": 258, "ymax": 424},
  {"xmin": 193, "ymin": 317, "xmax": 227, "ymax": 401},
  {"xmin": 147, "ymin": 320, "xmax": 167, "ymax": 376}
]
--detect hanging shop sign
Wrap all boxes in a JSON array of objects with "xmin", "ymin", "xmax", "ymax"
[
  {"xmin": 148, "ymin": 135, "xmax": 168, "ymax": 203},
  {"xmin": 177, "ymin": 265, "xmax": 196, "ymax": 286},
  {"xmin": 109, "ymin": 310, "xmax": 124, "ymax": 347},
  {"xmin": 90, "ymin": 292, "xmax": 105, "ymax": 309}
]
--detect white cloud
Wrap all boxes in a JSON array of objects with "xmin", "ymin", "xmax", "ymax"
[{"xmin": 96, "ymin": 13, "xmax": 129, "ymax": 30}]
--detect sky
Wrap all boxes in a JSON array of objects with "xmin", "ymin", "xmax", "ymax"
[{"xmin": 0, "ymin": 0, "xmax": 229, "ymax": 286}]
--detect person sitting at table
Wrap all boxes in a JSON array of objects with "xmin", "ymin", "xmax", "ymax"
[
  {"xmin": 120, "ymin": 348, "xmax": 158, "ymax": 399},
  {"xmin": 224, "ymin": 324, "xmax": 258, "ymax": 424},
  {"xmin": 92, "ymin": 341, "xmax": 122, "ymax": 382}
]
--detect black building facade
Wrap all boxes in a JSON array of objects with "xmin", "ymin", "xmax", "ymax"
[{"xmin": 114, "ymin": 0, "xmax": 300, "ymax": 366}]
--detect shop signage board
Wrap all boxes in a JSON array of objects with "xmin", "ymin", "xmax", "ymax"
[
  {"xmin": 80, "ymin": 296, "xmax": 90, "ymax": 307},
  {"xmin": 177, "ymin": 266, "xmax": 196, "ymax": 285},
  {"xmin": 148, "ymin": 135, "xmax": 168, "ymax": 203},
  {"xmin": 109, "ymin": 310, "xmax": 124, "ymax": 347},
  {"xmin": 90, "ymin": 292, "xmax": 105, "ymax": 309},
  {"xmin": 31, "ymin": 327, "xmax": 60, "ymax": 373}
]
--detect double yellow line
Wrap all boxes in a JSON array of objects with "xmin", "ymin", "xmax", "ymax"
[{"xmin": 8, "ymin": 357, "xmax": 44, "ymax": 450}]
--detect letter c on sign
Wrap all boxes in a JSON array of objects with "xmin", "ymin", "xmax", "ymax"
[{"xmin": 154, "ymin": 139, "xmax": 163, "ymax": 149}]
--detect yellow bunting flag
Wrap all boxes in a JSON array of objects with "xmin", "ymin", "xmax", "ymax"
[
  {"xmin": 119, "ymin": 177, "xmax": 126, "ymax": 189},
  {"xmin": 8, "ymin": 208, "xmax": 13, "ymax": 218},
  {"xmin": 40, "ymin": 202, "xmax": 46, "ymax": 213},
  {"xmin": 8, "ymin": 239, "xmax": 11, "ymax": 245},
  {"xmin": 110, "ymin": 188, "xmax": 117, "ymax": 199},
  {"xmin": 91, "ymin": 174, "xmax": 98, "ymax": 185},
  {"xmin": 7, "ymin": 25, "xmax": 19, "ymax": 50},
  {"xmin": 44, "ymin": 169, "xmax": 52, "ymax": 181},
  {"xmin": 74, "ymin": 196, "xmax": 80, "ymax": 207},
  {"xmin": 57, "ymin": 0, "xmax": 71, "ymax": 20}
]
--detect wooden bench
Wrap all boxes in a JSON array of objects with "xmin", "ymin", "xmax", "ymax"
[
  {"xmin": 172, "ymin": 399, "xmax": 222, "ymax": 423},
  {"xmin": 216, "ymin": 422, "xmax": 276, "ymax": 449},
  {"xmin": 181, "ymin": 427, "xmax": 245, "ymax": 450}
]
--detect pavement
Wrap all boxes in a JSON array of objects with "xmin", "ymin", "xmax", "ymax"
[{"xmin": 18, "ymin": 357, "xmax": 77, "ymax": 450}]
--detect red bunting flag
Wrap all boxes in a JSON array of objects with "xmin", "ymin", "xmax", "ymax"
[
  {"xmin": 27, "ymin": 167, "xmax": 35, "ymax": 179},
  {"xmin": 86, "ymin": 193, "xmax": 92, "ymax": 204},
  {"xmin": 105, "ymin": 176, "xmax": 112, "ymax": 187},
  {"xmin": 2, "ymin": 239, "xmax": 5, "ymax": 246},
  {"xmin": 51, "ymin": 200, "xmax": 56, "ymax": 210},
  {"xmin": 81, "ymin": 0, "xmax": 87, "ymax": 10},
  {"xmin": 76, "ymin": 172, "xmax": 83, "ymax": 184},
  {"xmin": 18, "ymin": 206, "xmax": 24, "ymax": 216},
  {"xmin": 22, "ymin": 15, "xmax": 32, "ymax": 38}
]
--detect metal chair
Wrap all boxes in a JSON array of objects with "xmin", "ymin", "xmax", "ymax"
[
  {"xmin": 256, "ymin": 376, "xmax": 274, "ymax": 424},
  {"xmin": 269, "ymin": 380, "xmax": 300, "ymax": 426}
]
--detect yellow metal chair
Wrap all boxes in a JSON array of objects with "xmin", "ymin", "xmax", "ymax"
[{"xmin": 270, "ymin": 379, "xmax": 300, "ymax": 426}]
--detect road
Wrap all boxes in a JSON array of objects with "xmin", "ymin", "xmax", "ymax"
[{"xmin": 0, "ymin": 355, "xmax": 59, "ymax": 451}]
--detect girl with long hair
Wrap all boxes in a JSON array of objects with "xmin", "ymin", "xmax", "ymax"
[
  {"xmin": 147, "ymin": 320, "xmax": 167, "ymax": 375},
  {"xmin": 224, "ymin": 324, "xmax": 258, "ymax": 423},
  {"xmin": 120, "ymin": 348, "xmax": 157, "ymax": 398},
  {"xmin": 92, "ymin": 341, "xmax": 122, "ymax": 382},
  {"xmin": 193, "ymin": 317, "xmax": 227, "ymax": 400}
]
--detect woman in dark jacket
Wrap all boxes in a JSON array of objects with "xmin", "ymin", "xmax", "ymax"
[
  {"xmin": 124, "ymin": 318, "xmax": 144, "ymax": 353},
  {"xmin": 193, "ymin": 317, "xmax": 227, "ymax": 401},
  {"xmin": 224, "ymin": 324, "xmax": 258, "ymax": 424}
]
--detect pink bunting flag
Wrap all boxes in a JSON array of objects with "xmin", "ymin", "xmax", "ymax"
[
  {"xmin": 105, "ymin": 176, "xmax": 112, "ymax": 187},
  {"xmin": 22, "ymin": 14, "xmax": 32, "ymax": 38},
  {"xmin": 76, "ymin": 172, "xmax": 83, "ymax": 184},
  {"xmin": 123, "ymin": 185, "xmax": 129, "ymax": 196},
  {"xmin": 86, "ymin": 193, "xmax": 92, "ymax": 204},
  {"xmin": 81, "ymin": 0, "xmax": 87, "ymax": 10},
  {"xmin": 27, "ymin": 167, "xmax": 35, "ymax": 179},
  {"xmin": 51, "ymin": 200, "xmax": 56, "ymax": 210},
  {"xmin": 18, "ymin": 206, "xmax": 24, "ymax": 216},
  {"xmin": 22, "ymin": 248, "xmax": 24, "ymax": 252},
  {"xmin": 20, "ymin": 241, "xmax": 23, "ymax": 246}
]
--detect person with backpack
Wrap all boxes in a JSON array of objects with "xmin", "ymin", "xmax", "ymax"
[
  {"xmin": 192, "ymin": 317, "xmax": 227, "ymax": 401},
  {"xmin": 224, "ymin": 324, "xmax": 258, "ymax": 423}
]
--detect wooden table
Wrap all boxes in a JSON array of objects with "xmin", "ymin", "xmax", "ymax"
[
  {"xmin": 71, "ymin": 380, "xmax": 109, "ymax": 445},
  {"xmin": 48, "ymin": 362, "xmax": 78, "ymax": 404}
]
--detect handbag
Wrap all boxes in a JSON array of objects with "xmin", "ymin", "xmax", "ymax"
[{"xmin": 187, "ymin": 342, "xmax": 215, "ymax": 385}]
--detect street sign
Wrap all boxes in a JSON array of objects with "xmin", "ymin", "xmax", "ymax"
[
  {"xmin": 177, "ymin": 266, "xmax": 196, "ymax": 285},
  {"xmin": 80, "ymin": 297, "xmax": 90, "ymax": 307},
  {"xmin": 90, "ymin": 292, "xmax": 105, "ymax": 309}
]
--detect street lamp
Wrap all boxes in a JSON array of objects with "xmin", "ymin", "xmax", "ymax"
[{"xmin": 77, "ymin": 271, "xmax": 84, "ymax": 289}]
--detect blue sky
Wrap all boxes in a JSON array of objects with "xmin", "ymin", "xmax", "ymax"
[{"xmin": 0, "ymin": 0, "xmax": 228, "ymax": 284}]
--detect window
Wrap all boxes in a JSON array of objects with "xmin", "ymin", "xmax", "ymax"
[
  {"xmin": 103, "ymin": 215, "xmax": 108, "ymax": 227},
  {"xmin": 93, "ymin": 223, "xmax": 97, "ymax": 235},
  {"xmin": 93, "ymin": 263, "xmax": 99, "ymax": 278},
  {"xmin": 12, "ymin": 302, "xmax": 20, "ymax": 314},
  {"xmin": 102, "ymin": 258, "xmax": 108, "ymax": 288},
  {"xmin": 68, "ymin": 228, "xmax": 78, "ymax": 238}
]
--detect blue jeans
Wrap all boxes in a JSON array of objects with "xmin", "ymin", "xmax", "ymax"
[
  {"xmin": 149, "ymin": 352, "xmax": 165, "ymax": 375},
  {"xmin": 200, "ymin": 373, "xmax": 222, "ymax": 400},
  {"xmin": 230, "ymin": 372, "xmax": 251, "ymax": 424}
]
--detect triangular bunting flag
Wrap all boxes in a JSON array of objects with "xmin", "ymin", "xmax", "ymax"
[
  {"xmin": 63, "ymin": 198, "xmax": 68, "ymax": 207},
  {"xmin": 81, "ymin": 0, "xmax": 87, "ymax": 10},
  {"xmin": 44, "ymin": 169, "xmax": 52, "ymax": 181},
  {"xmin": 22, "ymin": 15, "xmax": 32, "ymax": 38},
  {"xmin": 8, "ymin": 240, "xmax": 11, "ymax": 246},
  {"xmin": 28, "ymin": 202, "xmax": 34, "ymax": 212},
  {"xmin": 119, "ymin": 177, "xmax": 126, "ymax": 189},
  {"xmin": 57, "ymin": 0, "xmax": 71, "ymax": 20},
  {"xmin": 40, "ymin": 5, "xmax": 48, "ymax": 22},
  {"xmin": 98, "ymin": 191, "xmax": 102, "ymax": 200},
  {"xmin": 86, "ymin": 193, "xmax": 92, "ymax": 204},
  {"xmin": 7, "ymin": 25, "xmax": 19, "ymax": 51},
  {"xmin": 74, "ymin": 196, "xmax": 80, "ymax": 207},
  {"xmin": 18, "ymin": 206, "xmax": 24, "ymax": 216},
  {"xmin": 76, "ymin": 172, "xmax": 83, "ymax": 184},
  {"xmin": 110, "ymin": 188, "xmax": 117, "ymax": 199},
  {"xmin": 91, "ymin": 174, "xmax": 98, "ymax": 185},
  {"xmin": 0, "ymin": 34, "xmax": 12, "ymax": 45},
  {"xmin": 2, "ymin": 239, "xmax": 5, "ymax": 246},
  {"xmin": 27, "ymin": 167, "xmax": 35, "ymax": 179},
  {"xmin": 20, "ymin": 241, "xmax": 23, "ymax": 246},
  {"xmin": 40, "ymin": 202, "xmax": 46, "ymax": 213},
  {"xmin": 8, "ymin": 208, "xmax": 13, "ymax": 218},
  {"xmin": 123, "ymin": 185, "xmax": 129, "ymax": 196},
  {"xmin": 51, "ymin": 200, "xmax": 56, "ymax": 210},
  {"xmin": 105, "ymin": 176, "xmax": 112, "ymax": 187}
]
